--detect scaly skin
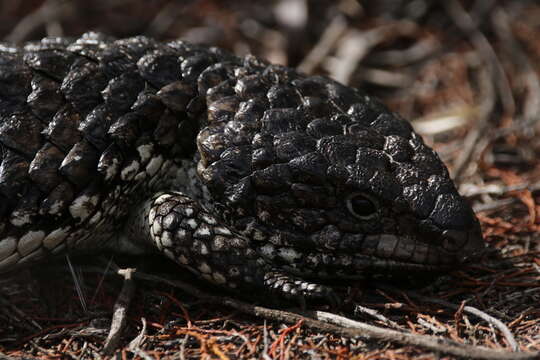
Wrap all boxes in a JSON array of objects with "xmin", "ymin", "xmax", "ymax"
[{"xmin": 0, "ymin": 33, "xmax": 484, "ymax": 303}]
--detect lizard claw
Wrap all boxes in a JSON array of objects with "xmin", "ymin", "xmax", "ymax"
[{"xmin": 263, "ymin": 270, "xmax": 341, "ymax": 309}]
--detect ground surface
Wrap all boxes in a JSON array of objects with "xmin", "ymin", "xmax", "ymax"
[{"xmin": 0, "ymin": 1, "xmax": 539, "ymax": 359}]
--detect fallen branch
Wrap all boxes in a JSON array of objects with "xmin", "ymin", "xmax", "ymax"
[{"xmin": 127, "ymin": 270, "xmax": 539, "ymax": 360}]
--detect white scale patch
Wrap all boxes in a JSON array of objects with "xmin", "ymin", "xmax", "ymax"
[
  {"xmin": 260, "ymin": 244, "xmax": 275, "ymax": 258},
  {"xmin": 212, "ymin": 272, "xmax": 227, "ymax": 284},
  {"xmin": 0, "ymin": 237, "xmax": 17, "ymax": 260},
  {"xmin": 211, "ymin": 236, "xmax": 226, "ymax": 251},
  {"xmin": 198, "ymin": 262, "xmax": 212, "ymax": 274},
  {"xmin": 43, "ymin": 228, "xmax": 70, "ymax": 249},
  {"xmin": 148, "ymin": 207, "xmax": 157, "ymax": 224},
  {"xmin": 151, "ymin": 221, "xmax": 162, "ymax": 237},
  {"xmin": 278, "ymin": 247, "xmax": 302, "ymax": 264},
  {"xmin": 9, "ymin": 211, "xmax": 32, "ymax": 227},
  {"xmin": 137, "ymin": 143, "xmax": 154, "ymax": 163},
  {"xmin": 154, "ymin": 193, "xmax": 174, "ymax": 205},
  {"xmin": 47, "ymin": 200, "xmax": 64, "ymax": 215},
  {"xmin": 186, "ymin": 219, "xmax": 198, "ymax": 229},
  {"xmin": 146, "ymin": 155, "xmax": 164, "ymax": 177},
  {"xmin": 253, "ymin": 229, "xmax": 266, "ymax": 241},
  {"xmin": 160, "ymin": 231, "xmax": 173, "ymax": 247},
  {"xmin": 200, "ymin": 243, "xmax": 209, "ymax": 255},
  {"xmin": 120, "ymin": 160, "xmax": 140, "ymax": 181},
  {"xmin": 194, "ymin": 226, "xmax": 211, "ymax": 238},
  {"xmin": 103, "ymin": 157, "xmax": 120, "ymax": 181},
  {"xmin": 200, "ymin": 214, "xmax": 217, "ymax": 225},
  {"xmin": 18, "ymin": 231, "xmax": 45, "ymax": 256},
  {"xmin": 230, "ymin": 237, "xmax": 248, "ymax": 249},
  {"xmin": 134, "ymin": 171, "xmax": 147, "ymax": 181},
  {"xmin": 214, "ymin": 227, "xmax": 232, "ymax": 236},
  {"xmin": 69, "ymin": 194, "xmax": 99, "ymax": 221},
  {"xmin": 176, "ymin": 228, "xmax": 187, "ymax": 240},
  {"xmin": 88, "ymin": 211, "xmax": 102, "ymax": 226}
]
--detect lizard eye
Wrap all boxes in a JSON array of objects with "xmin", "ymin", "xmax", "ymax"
[{"xmin": 346, "ymin": 193, "xmax": 378, "ymax": 219}]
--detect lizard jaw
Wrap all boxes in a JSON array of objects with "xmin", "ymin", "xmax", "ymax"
[{"xmin": 256, "ymin": 226, "xmax": 485, "ymax": 279}]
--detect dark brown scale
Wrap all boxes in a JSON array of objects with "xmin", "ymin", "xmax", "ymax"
[
  {"xmin": 102, "ymin": 72, "xmax": 146, "ymax": 111},
  {"xmin": 131, "ymin": 92, "xmax": 166, "ymax": 129},
  {"xmin": 0, "ymin": 53, "xmax": 32, "ymax": 99},
  {"xmin": 235, "ymin": 75, "xmax": 267, "ymax": 99},
  {"xmin": 27, "ymin": 75, "xmax": 63, "ymax": 121},
  {"xmin": 29, "ymin": 143, "xmax": 65, "ymax": 192},
  {"xmin": 45, "ymin": 104, "xmax": 83, "ymax": 152},
  {"xmin": 0, "ymin": 150, "xmax": 30, "ymax": 198},
  {"xmin": 61, "ymin": 59, "xmax": 108, "ymax": 117},
  {"xmin": 11, "ymin": 187, "xmax": 41, "ymax": 223},
  {"xmin": 157, "ymin": 81, "xmax": 197, "ymax": 113},
  {"xmin": 153, "ymin": 110, "xmax": 181, "ymax": 148},
  {"xmin": 0, "ymin": 111, "xmax": 43, "ymax": 158},
  {"xmin": 273, "ymin": 132, "xmax": 316, "ymax": 162},
  {"xmin": 138, "ymin": 51, "xmax": 182, "ymax": 89},
  {"xmin": 24, "ymin": 48, "xmax": 75, "ymax": 81},
  {"xmin": 207, "ymin": 96, "xmax": 240, "ymax": 123},
  {"xmin": 59, "ymin": 139, "xmax": 100, "ymax": 189},
  {"xmin": 80, "ymin": 104, "xmax": 120, "ymax": 150},
  {"xmin": 182, "ymin": 53, "xmax": 220, "ymax": 82},
  {"xmin": 267, "ymin": 84, "xmax": 301, "ymax": 109},
  {"xmin": 40, "ymin": 182, "xmax": 74, "ymax": 216},
  {"xmin": 288, "ymin": 152, "xmax": 328, "ymax": 185},
  {"xmin": 261, "ymin": 108, "xmax": 305, "ymax": 134}
]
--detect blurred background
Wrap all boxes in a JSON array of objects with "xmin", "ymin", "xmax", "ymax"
[{"xmin": 1, "ymin": 0, "xmax": 540, "ymax": 186}]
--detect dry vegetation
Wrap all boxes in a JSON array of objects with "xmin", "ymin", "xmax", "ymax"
[{"xmin": 0, "ymin": 0, "xmax": 539, "ymax": 359}]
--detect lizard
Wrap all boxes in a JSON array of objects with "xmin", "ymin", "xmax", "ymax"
[{"xmin": 0, "ymin": 32, "xmax": 485, "ymax": 303}]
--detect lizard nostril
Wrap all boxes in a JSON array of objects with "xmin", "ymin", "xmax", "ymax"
[{"xmin": 441, "ymin": 229, "xmax": 468, "ymax": 252}]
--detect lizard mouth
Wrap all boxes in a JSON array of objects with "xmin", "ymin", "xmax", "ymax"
[
  {"xmin": 257, "ymin": 227, "xmax": 485, "ymax": 279},
  {"xmin": 351, "ymin": 227, "xmax": 485, "ymax": 267}
]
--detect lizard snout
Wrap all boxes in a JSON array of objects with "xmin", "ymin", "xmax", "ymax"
[{"xmin": 441, "ymin": 223, "xmax": 485, "ymax": 263}]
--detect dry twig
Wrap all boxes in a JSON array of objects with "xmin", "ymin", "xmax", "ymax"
[
  {"xmin": 128, "ymin": 270, "xmax": 539, "ymax": 360},
  {"xmin": 102, "ymin": 268, "xmax": 136, "ymax": 355}
]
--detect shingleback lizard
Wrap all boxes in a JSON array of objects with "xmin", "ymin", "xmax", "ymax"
[{"xmin": 0, "ymin": 33, "xmax": 485, "ymax": 303}]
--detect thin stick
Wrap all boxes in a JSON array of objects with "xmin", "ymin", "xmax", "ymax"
[
  {"xmin": 102, "ymin": 268, "xmax": 136, "ymax": 355},
  {"xmin": 128, "ymin": 270, "xmax": 539, "ymax": 360},
  {"xmin": 296, "ymin": 15, "xmax": 348, "ymax": 74}
]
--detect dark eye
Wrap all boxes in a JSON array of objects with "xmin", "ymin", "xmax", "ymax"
[{"xmin": 346, "ymin": 193, "xmax": 378, "ymax": 219}]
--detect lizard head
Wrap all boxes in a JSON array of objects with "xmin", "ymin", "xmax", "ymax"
[{"xmin": 196, "ymin": 72, "xmax": 484, "ymax": 279}]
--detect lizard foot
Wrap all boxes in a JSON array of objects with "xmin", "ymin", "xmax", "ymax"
[{"xmin": 263, "ymin": 270, "xmax": 341, "ymax": 310}]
